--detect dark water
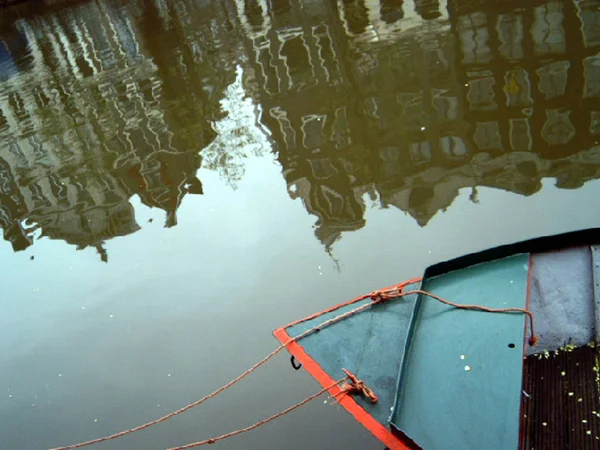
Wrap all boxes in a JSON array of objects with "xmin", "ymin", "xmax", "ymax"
[{"xmin": 1, "ymin": 0, "xmax": 599, "ymax": 449}]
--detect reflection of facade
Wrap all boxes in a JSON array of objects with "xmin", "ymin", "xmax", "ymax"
[
  {"xmin": 237, "ymin": 0, "xmax": 371, "ymax": 247},
  {"xmin": 0, "ymin": 0, "xmax": 238, "ymax": 258},
  {"xmin": 238, "ymin": 0, "xmax": 600, "ymax": 244},
  {"xmin": 451, "ymin": 0, "xmax": 599, "ymax": 156},
  {"xmin": 2, "ymin": 0, "xmax": 599, "ymax": 255},
  {"xmin": 378, "ymin": 0, "xmax": 600, "ymax": 225}
]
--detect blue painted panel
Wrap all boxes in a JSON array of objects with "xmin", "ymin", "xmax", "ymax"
[
  {"xmin": 286, "ymin": 292, "xmax": 419, "ymax": 426},
  {"xmin": 391, "ymin": 254, "xmax": 529, "ymax": 449}
]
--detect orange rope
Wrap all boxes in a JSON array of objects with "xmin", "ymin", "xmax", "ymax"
[
  {"xmin": 48, "ymin": 288, "xmax": 397, "ymax": 450},
  {"xmin": 49, "ymin": 341, "xmax": 291, "ymax": 449},
  {"xmin": 167, "ymin": 377, "xmax": 347, "ymax": 450},
  {"xmin": 400, "ymin": 289, "xmax": 538, "ymax": 346},
  {"xmin": 49, "ymin": 282, "xmax": 537, "ymax": 450}
]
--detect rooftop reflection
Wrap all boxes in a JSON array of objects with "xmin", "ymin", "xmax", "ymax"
[{"xmin": 0, "ymin": 0, "xmax": 599, "ymax": 257}]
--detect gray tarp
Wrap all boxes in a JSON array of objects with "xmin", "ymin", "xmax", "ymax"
[{"xmin": 525, "ymin": 245, "xmax": 600, "ymax": 356}]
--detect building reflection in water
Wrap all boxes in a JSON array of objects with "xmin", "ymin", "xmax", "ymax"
[
  {"xmin": 0, "ymin": 0, "xmax": 240, "ymax": 259},
  {"xmin": 0, "ymin": 0, "xmax": 599, "ymax": 257},
  {"xmin": 239, "ymin": 0, "xmax": 600, "ymax": 247}
]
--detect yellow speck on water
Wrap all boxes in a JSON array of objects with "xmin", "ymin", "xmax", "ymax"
[
  {"xmin": 578, "ymin": 398, "xmax": 583, "ymax": 402},
  {"xmin": 542, "ymin": 422, "xmax": 547, "ymax": 426},
  {"xmin": 561, "ymin": 371, "xmax": 566, "ymax": 376},
  {"xmin": 587, "ymin": 430, "xmax": 592, "ymax": 435},
  {"xmin": 583, "ymin": 420, "xmax": 588, "ymax": 423},
  {"xmin": 505, "ymin": 72, "xmax": 520, "ymax": 95},
  {"xmin": 569, "ymin": 392, "xmax": 574, "ymax": 396}
]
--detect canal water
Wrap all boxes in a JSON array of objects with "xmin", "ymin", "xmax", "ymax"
[{"xmin": 1, "ymin": 0, "xmax": 600, "ymax": 449}]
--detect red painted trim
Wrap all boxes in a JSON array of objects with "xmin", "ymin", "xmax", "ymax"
[
  {"xmin": 273, "ymin": 328, "xmax": 416, "ymax": 450},
  {"xmin": 518, "ymin": 254, "xmax": 534, "ymax": 449},
  {"xmin": 525, "ymin": 255, "xmax": 533, "ymax": 308},
  {"xmin": 518, "ymin": 254, "xmax": 535, "ymax": 354}
]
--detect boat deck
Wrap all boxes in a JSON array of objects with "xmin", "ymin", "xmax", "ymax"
[{"xmin": 274, "ymin": 229, "xmax": 600, "ymax": 450}]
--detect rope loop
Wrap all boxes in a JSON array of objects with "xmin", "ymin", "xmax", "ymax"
[{"xmin": 370, "ymin": 287, "xmax": 403, "ymax": 302}]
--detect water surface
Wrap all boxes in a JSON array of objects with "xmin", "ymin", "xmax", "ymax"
[{"xmin": 1, "ymin": 0, "xmax": 600, "ymax": 449}]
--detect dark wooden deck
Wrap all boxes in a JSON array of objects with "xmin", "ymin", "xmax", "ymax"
[{"xmin": 521, "ymin": 345, "xmax": 600, "ymax": 449}]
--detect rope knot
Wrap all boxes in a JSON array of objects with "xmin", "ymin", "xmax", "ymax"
[
  {"xmin": 370, "ymin": 287, "xmax": 401, "ymax": 303},
  {"xmin": 339, "ymin": 369, "xmax": 377, "ymax": 403},
  {"xmin": 369, "ymin": 279, "xmax": 421, "ymax": 303}
]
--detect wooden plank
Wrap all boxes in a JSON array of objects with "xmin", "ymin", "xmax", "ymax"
[{"xmin": 521, "ymin": 345, "xmax": 600, "ymax": 450}]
